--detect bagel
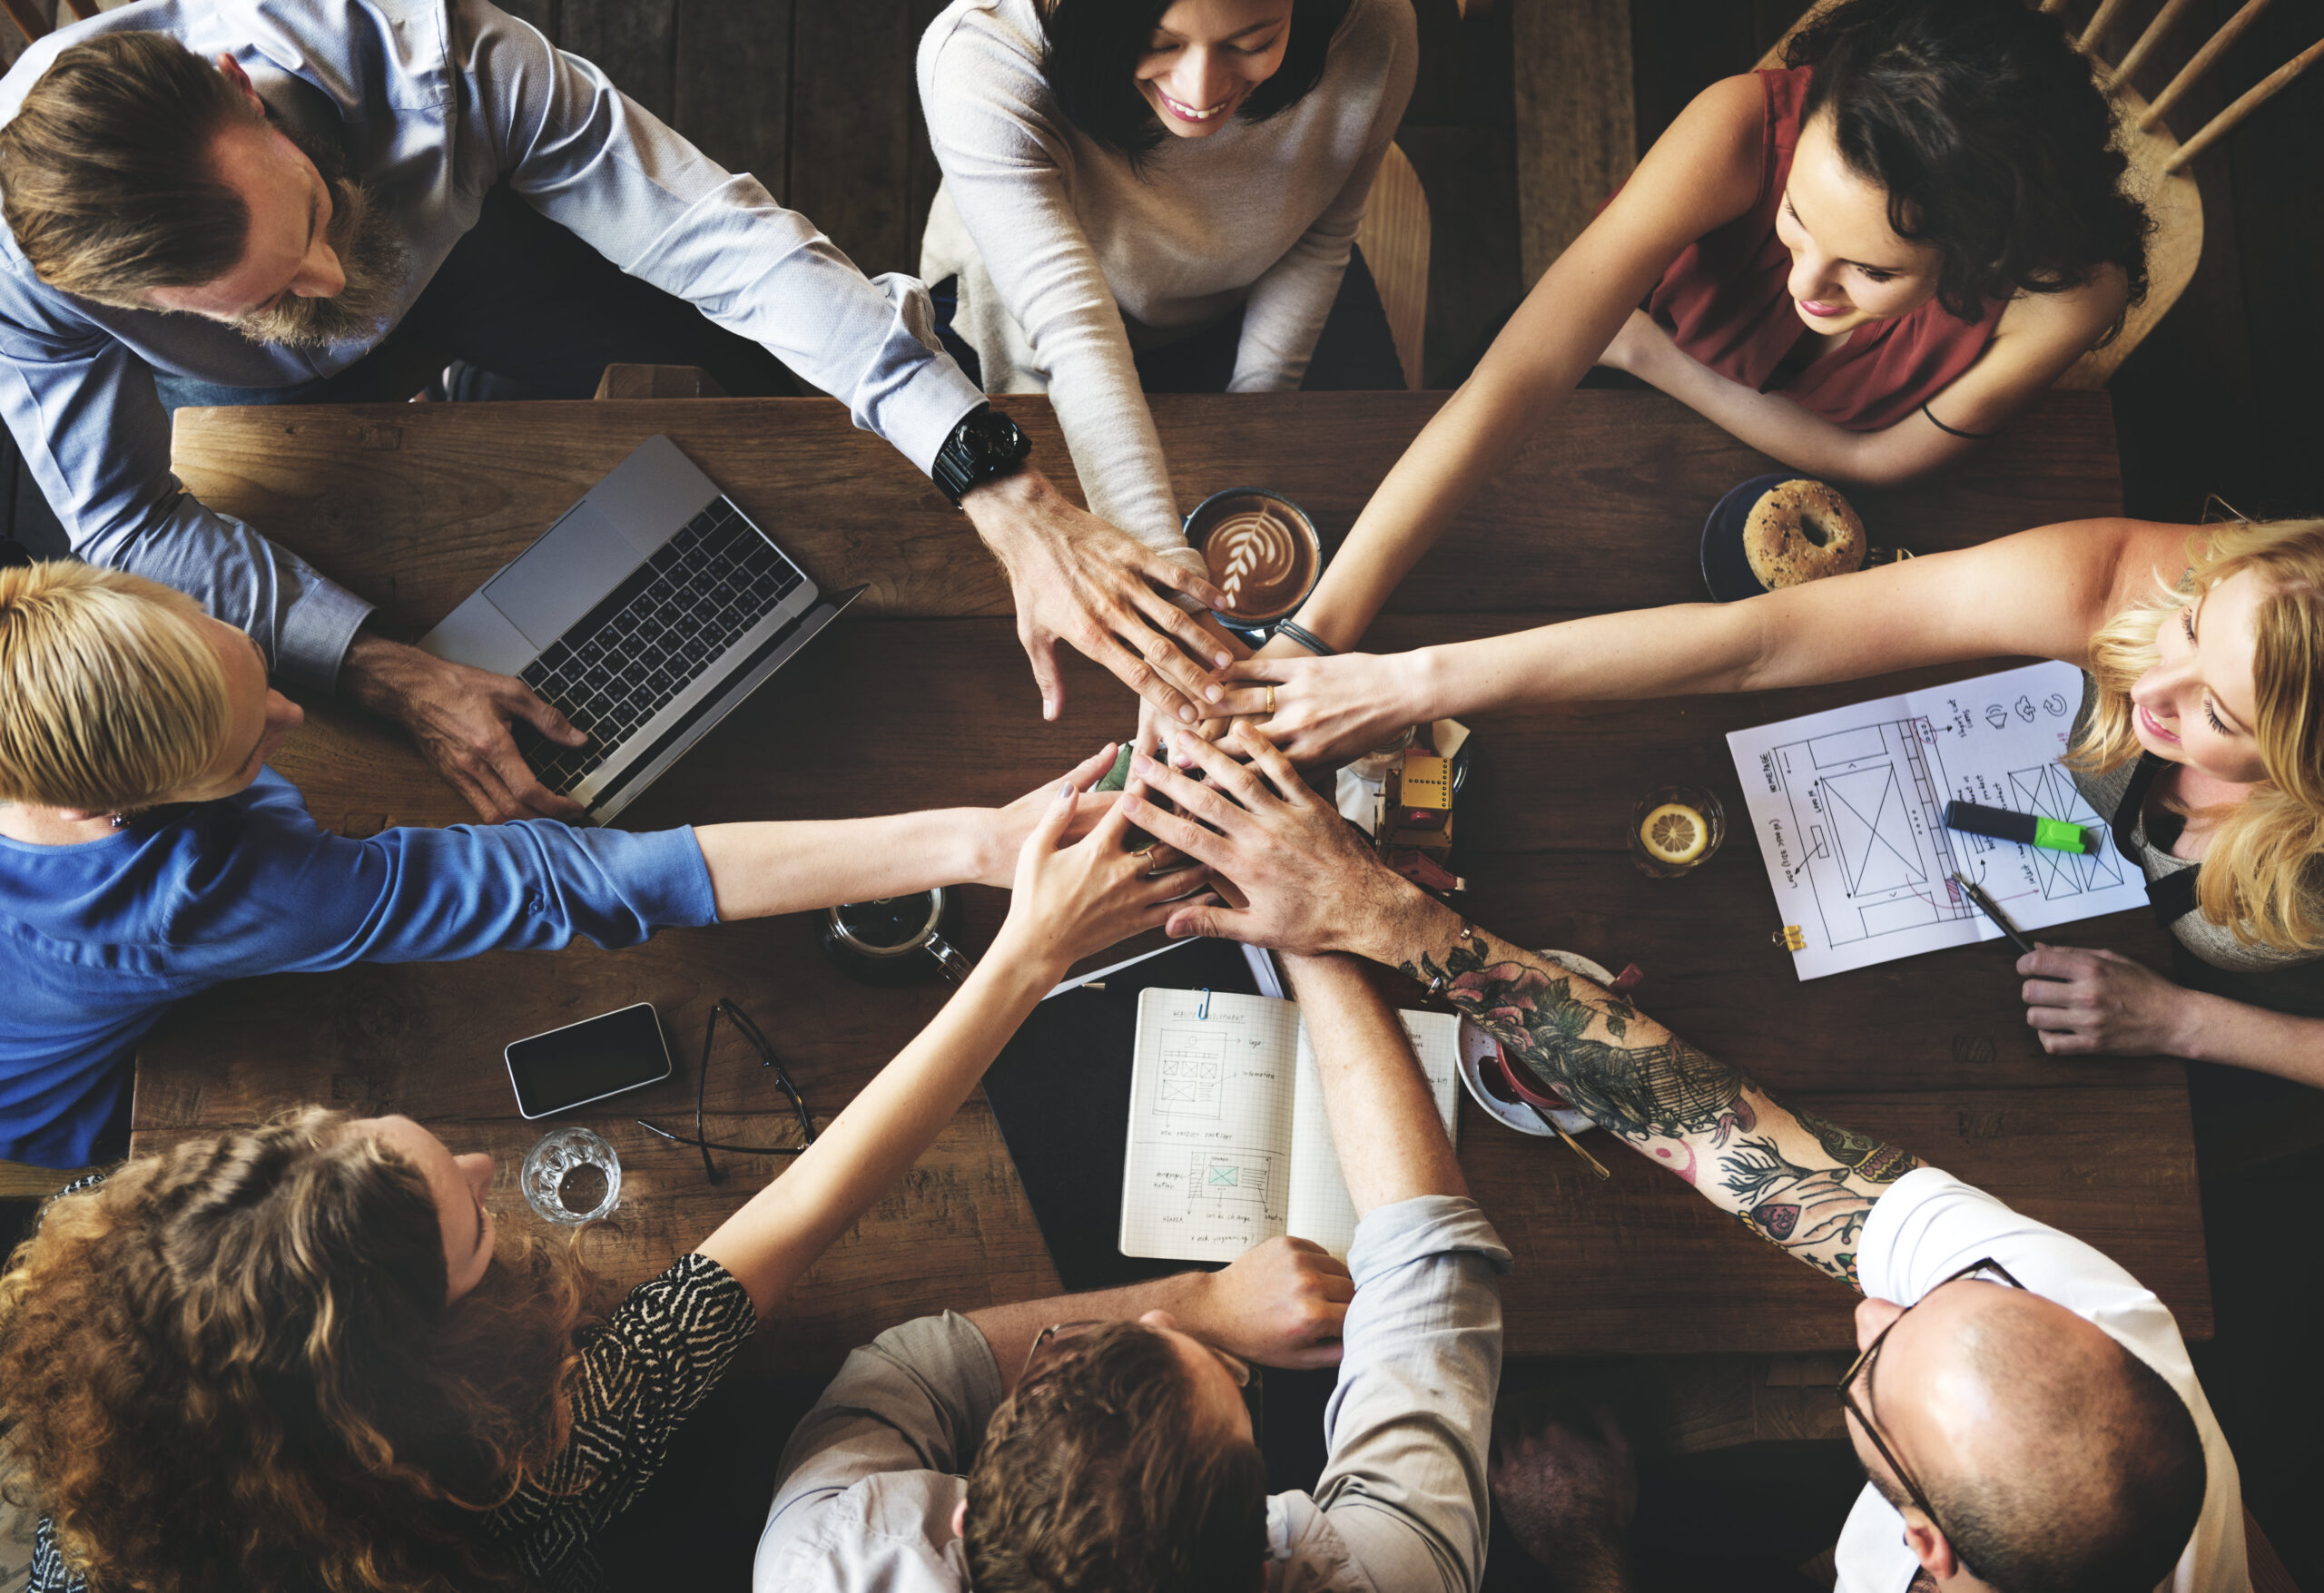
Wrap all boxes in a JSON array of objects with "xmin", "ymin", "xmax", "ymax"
[{"xmin": 1743, "ymin": 478, "xmax": 1866, "ymax": 590}]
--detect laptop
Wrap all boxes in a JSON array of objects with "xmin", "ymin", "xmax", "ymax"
[{"xmin": 419, "ymin": 435, "xmax": 862, "ymax": 822}]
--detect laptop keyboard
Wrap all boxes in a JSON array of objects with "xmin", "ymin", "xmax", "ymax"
[{"xmin": 514, "ymin": 498, "xmax": 804, "ymax": 795}]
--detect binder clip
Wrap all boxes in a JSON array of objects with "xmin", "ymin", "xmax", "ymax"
[{"xmin": 1772, "ymin": 925, "xmax": 1807, "ymax": 951}]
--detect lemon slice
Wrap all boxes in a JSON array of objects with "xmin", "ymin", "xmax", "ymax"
[{"xmin": 1640, "ymin": 802, "xmax": 1709, "ymax": 865}]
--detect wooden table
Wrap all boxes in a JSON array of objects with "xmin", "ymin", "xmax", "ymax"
[{"xmin": 141, "ymin": 388, "xmax": 2208, "ymax": 1372}]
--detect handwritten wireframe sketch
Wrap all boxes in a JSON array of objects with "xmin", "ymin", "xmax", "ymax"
[
  {"xmin": 1119, "ymin": 989, "xmax": 1460, "ymax": 1261},
  {"xmin": 1726, "ymin": 660, "xmax": 2149, "ymax": 980}
]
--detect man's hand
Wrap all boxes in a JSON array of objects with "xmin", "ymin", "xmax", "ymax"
[
  {"xmin": 1177, "ymin": 1235, "xmax": 1354, "ymax": 1370},
  {"xmin": 340, "ymin": 634, "xmax": 587, "ymax": 822},
  {"xmin": 960, "ymin": 468, "xmax": 1234, "ymax": 726},
  {"xmin": 1119, "ymin": 720, "xmax": 1423, "ymax": 958},
  {"xmin": 2019, "ymin": 944, "xmax": 2197, "ymax": 1056},
  {"xmin": 1137, "ymin": 611, "xmax": 1253, "ymax": 762}
]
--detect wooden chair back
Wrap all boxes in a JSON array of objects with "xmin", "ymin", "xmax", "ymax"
[
  {"xmin": 3, "ymin": 0, "xmax": 92, "ymax": 51},
  {"xmin": 1754, "ymin": 0, "xmax": 2319, "ymax": 388},
  {"xmin": 1357, "ymin": 139, "xmax": 1432, "ymax": 390}
]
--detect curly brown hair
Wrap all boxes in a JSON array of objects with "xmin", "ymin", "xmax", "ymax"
[
  {"xmin": 963, "ymin": 1321, "xmax": 1268, "ymax": 1593},
  {"xmin": 0, "ymin": 1109, "xmax": 600, "ymax": 1593}
]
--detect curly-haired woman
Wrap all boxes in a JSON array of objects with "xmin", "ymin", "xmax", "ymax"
[
  {"xmin": 1226, "ymin": 515, "xmax": 2324, "ymax": 1076},
  {"xmin": 0, "ymin": 753, "xmax": 1198, "ymax": 1592},
  {"xmin": 1251, "ymin": 0, "xmax": 2155, "ymax": 667}
]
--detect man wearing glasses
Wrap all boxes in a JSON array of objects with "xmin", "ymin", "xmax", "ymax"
[
  {"xmin": 755, "ymin": 950, "xmax": 1510, "ymax": 1593},
  {"xmin": 1118, "ymin": 723, "xmax": 2248, "ymax": 1593}
]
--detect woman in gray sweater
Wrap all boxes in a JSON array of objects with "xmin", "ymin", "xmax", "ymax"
[{"xmin": 917, "ymin": 0, "xmax": 1413, "ymax": 573}]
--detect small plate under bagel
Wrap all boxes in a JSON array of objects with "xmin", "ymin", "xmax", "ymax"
[{"xmin": 1699, "ymin": 472, "xmax": 1795, "ymax": 602}]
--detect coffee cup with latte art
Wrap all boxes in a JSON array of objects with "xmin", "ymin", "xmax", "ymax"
[{"xmin": 1182, "ymin": 487, "xmax": 1324, "ymax": 641}]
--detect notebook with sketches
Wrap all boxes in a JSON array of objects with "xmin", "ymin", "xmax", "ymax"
[
  {"xmin": 1726, "ymin": 659, "xmax": 2150, "ymax": 980},
  {"xmin": 1120, "ymin": 989, "xmax": 1461, "ymax": 1262}
]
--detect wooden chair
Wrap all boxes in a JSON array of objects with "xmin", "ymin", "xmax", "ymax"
[
  {"xmin": 2, "ymin": 0, "xmax": 89, "ymax": 50},
  {"xmin": 1357, "ymin": 141, "xmax": 1431, "ymax": 390},
  {"xmin": 1757, "ymin": 0, "xmax": 2323, "ymax": 388}
]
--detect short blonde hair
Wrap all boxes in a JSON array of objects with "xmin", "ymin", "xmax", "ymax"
[
  {"xmin": 0, "ymin": 562, "xmax": 231, "ymax": 811},
  {"xmin": 2072, "ymin": 516, "xmax": 2324, "ymax": 951}
]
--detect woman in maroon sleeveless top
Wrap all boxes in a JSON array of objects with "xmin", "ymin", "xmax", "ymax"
[{"xmin": 1233, "ymin": 0, "xmax": 2151, "ymax": 680}]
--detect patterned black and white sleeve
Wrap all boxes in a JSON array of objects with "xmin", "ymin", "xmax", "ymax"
[{"xmin": 486, "ymin": 1251, "xmax": 758, "ymax": 1590}]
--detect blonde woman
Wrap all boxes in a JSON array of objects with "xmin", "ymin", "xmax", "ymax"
[
  {"xmin": 1222, "ymin": 516, "xmax": 2324, "ymax": 1074},
  {"xmin": 0, "ymin": 790, "xmax": 1312, "ymax": 1593},
  {"xmin": 0, "ymin": 561, "xmax": 1167, "ymax": 1168}
]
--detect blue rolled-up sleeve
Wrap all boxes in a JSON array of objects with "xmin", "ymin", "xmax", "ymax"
[
  {"xmin": 0, "ymin": 275, "xmax": 375, "ymax": 691},
  {"xmin": 165, "ymin": 792, "xmax": 719, "ymax": 973}
]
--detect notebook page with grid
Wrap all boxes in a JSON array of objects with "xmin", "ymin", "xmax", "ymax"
[
  {"xmin": 1284, "ymin": 1010, "xmax": 1462, "ymax": 1257},
  {"xmin": 1120, "ymin": 989, "xmax": 1300, "ymax": 1262}
]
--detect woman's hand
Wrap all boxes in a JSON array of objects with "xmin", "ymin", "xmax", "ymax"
[
  {"xmin": 2019, "ymin": 945, "xmax": 2198, "ymax": 1056},
  {"xmin": 990, "ymin": 768, "xmax": 1211, "ymax": 979},
  {"xmin": 1210, "ymin": 651, "xmax": 1430, "ymax": 767},
  {"xmin": 1176, "ymin": 1235, "xmax": 1354, "ymax": 1371},
  {"xmin": 978, "ymin": 743, "xmax": 1135, "ymax": 885}
]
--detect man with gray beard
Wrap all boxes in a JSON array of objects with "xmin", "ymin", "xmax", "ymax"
[{"xmin": 0, "ymin": 2, "xmax": 1236, "ymax": 822}]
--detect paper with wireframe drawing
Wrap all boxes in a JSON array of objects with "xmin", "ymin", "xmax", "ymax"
[
  {"xmin": 1118, "ymin": 988, "xmax": 1459, "ymax": 1262},
  {"xmin": 1725, "ymin": 660, "xmax": 2150, "ymax": 979}
]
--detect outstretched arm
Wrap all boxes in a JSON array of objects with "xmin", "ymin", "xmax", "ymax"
[
  {"xmin": 697, "ymin": 767, "xmax": 1213, "ymax": 1316},
  {"xmin": 1217, "ymin": 516, "xmax": 2179, "ymax": 766},
  {"xmin": 1271, "ymin": 76, "xmax": 1766, "ymax": 657},
  {"xmin": 1126, "ymin": 723, "xmax": 1923, "ymax": 1289},
  {"xmin": 1384, "ymin": 913, "xmax": 1918, "ymax": 1288}
]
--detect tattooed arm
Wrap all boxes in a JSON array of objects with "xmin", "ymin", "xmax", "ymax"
[
  {"xmin": 1395, "ymin": 921, "xmax": 1918, "ymax": 1287},
  {"xmin": 1124, "ymin": 721, "xmax": 1923, "ymax": 1290}
]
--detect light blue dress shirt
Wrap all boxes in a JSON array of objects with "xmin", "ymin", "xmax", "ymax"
[
  {"xmin": 0, "ymin": 0, "xmax": 986, "ymax": 690},
  {"xmin": 0, "ymin": 767, "xmax": 717, "ymax": 1167}
]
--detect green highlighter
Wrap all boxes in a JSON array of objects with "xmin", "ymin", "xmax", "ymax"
[{"xmin": 1945, "ymin": 800, "xmax": 2089, "ymax": 854}]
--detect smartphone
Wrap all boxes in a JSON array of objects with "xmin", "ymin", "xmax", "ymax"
[{"xmin": 505, "ymin": 1002, "xmax": 674, "ymax": 1120}]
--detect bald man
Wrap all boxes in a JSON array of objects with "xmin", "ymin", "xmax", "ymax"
[{"xmin": 1118, "ymin": 723, "xmax": 2249, "ymax": 1593}]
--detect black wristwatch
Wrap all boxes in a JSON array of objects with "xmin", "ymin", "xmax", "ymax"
[{"xmin": 931, "ymin": 404, "xmax": 1032, "ymax": 507}]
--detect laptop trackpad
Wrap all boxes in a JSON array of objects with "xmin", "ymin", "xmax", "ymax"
[{"xmin": 483, "ymin": 502, "xmax": 641, "ymax": 649}]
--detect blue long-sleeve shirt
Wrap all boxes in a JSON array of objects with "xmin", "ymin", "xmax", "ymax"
[
  {"xmin": 0, "ymin": 0, "xmax": 984, "ymax": 692},
  {"xmin": 0, "ymin": 768, "xmax": 718, "ymax": 1167}
]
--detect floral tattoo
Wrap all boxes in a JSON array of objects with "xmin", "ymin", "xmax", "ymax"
[{"xmin": 1403, "ymin": 935, "xmax": 1921, "ymax": 1291}]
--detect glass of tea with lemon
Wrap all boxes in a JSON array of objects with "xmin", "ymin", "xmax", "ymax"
[{"xmin": 1630, "ymin": 785, "xmax": 1725, "ymax": 878}]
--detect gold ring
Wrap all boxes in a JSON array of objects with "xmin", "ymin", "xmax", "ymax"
[{"xmin": 1265, "ymin": 684, "xmax": 1276, "ymax": 713}]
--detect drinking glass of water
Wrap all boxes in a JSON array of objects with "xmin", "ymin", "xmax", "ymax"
[{"xmin": 521, "ymin": 1126, "xmax": 622, "ymax": 1224}]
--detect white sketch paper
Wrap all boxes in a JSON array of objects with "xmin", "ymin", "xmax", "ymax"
[
  {"xmin": 1119, "ymin": 990, "xmax": 1459, "ymax": 1261},
  {"xmin": 1726, "ymin": 660, "xmax": 2149, "ymax": 979}
]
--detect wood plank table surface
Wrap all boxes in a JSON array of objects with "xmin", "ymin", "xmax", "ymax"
[{"xmin": 142, "ymin": 388, "xmax": 2208, "ymax": 1373}]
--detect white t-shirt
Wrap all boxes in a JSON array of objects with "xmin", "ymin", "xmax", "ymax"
[{"xmin": 1837, "ymin": 1168, "xmax": 2248, "ymax": 1593}]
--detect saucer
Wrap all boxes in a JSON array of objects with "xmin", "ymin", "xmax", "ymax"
[
  {"xmin": 1699, "ymin": 472, "xmax": 1792, "ymax": 603},
  {"xmin": 1454, "ymin": 949, "xmax": 1606, "ymax": 1138}
]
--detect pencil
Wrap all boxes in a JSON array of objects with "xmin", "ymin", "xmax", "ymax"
[{"xmin": 1951, "ymin": 872, "xmax": 2035, "ymax": 955}]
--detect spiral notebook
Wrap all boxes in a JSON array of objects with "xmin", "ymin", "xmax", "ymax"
[{"xmin": 1119, "ymin": 988, "xmax": 1461, "ymax": 1262}]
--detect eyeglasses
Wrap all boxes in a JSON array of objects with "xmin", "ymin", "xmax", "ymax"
[
  {"xmin": 1836, "ymin": 1256, "xmax": 2027, "ymax": 1568},
  {"xmin": 636, "ymin": 998, "xmax": 818, "ymax": 1184},
  {"xmin": 1023, "ymin": 1320, "xmax": 1265, "ymax": 1447}
]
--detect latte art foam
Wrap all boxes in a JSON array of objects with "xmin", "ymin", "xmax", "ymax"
[{"xmin": 1204, "ymin": 508, "xmax": 1309, "ymax": 620}]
